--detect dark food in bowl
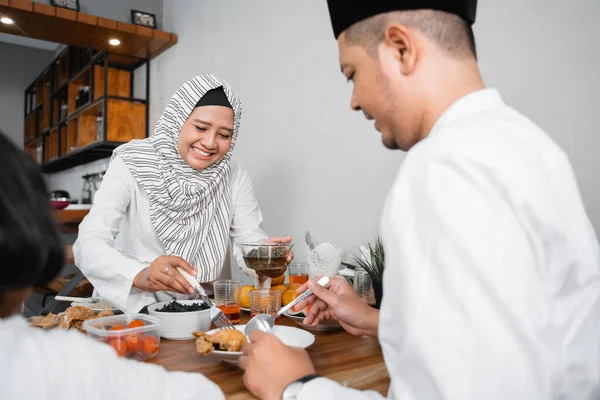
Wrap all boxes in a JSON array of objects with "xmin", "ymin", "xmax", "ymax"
[
  {"xmin": 156, "ymin": 300, "xmax": 210, "ymax": 313},
  {"xmin": 243, "ymin": 246, "xmax": 288, "ymax": 278}
]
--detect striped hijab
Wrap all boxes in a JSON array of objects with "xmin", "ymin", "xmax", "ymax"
[{"xmin": 113, "ymin": 75, "xmax": 241, "ymax": 282}]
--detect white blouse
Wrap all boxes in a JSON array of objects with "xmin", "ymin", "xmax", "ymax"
[
  {"xmin": 0, "ymin": 315, "xmax": 225, "ymax": 399},
  {"xmin": 73, "ymin": 156, "xmax": 267, "ymax": 313}
]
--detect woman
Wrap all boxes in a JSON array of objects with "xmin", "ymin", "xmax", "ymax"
[
  {"xmin": 0, "ymin": 131, "xmax": 224, "ymax": 399},
  {"xmin": 74, "ymin": 75, "xmax": 291, "ymax": 313}
]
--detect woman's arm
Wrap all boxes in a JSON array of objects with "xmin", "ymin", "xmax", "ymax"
[{"xmin": 73, "ymin": 156, "xmax": 155, "ymax": 312}]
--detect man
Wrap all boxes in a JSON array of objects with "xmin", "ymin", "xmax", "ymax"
[{"xmin": 239, "ymin": 1, "xmax": 600, "ymax": 399}]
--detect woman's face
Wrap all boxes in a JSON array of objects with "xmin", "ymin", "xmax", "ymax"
[{"xmin": 178, "ymin": 105, "xmax": 234, "ymax": 170}]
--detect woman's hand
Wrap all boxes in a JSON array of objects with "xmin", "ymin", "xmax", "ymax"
[
  {"xmin": 133, "ymin": 255, "xmax": 198, "ymax": 294},
  {"xmin": 265, "ymin": 236, "xmax": 294, "ymax": 264}
]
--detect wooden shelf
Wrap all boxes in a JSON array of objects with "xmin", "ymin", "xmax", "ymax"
[
  {"xmin": 40, "ymin": 141, "xmax": 122, "ymax": 173},
  {"xmin": 24, "ymin": 137, "xmax": 43, "ymax": 164},
  {"xmin": 25, "ymin": 44, "xmax": 150, "ymax": 172},
  {"xmin": 0, "ymin": 1, "xmax": 177, "ymax": 60},
  {"xmin": 25, "ymin": 102, "xmax": 42, "ymax": 119},
  {"xmin": 53, "ymin": 49, "xmax": 69, "ymax": 89},
  {"xmin": 24, "ymin": 135, "xmax": 42, "ymax": 147},
  {"xmin": 66, "ymin": 120, "xmax": 77, "ymax": 154},
  {"xmin": 44, "ymin": 128, "xmax": 59, "ymax": 163},
  {"xmin": 24, "ymin": 113, "xmax": 37, "ymax": 142},
  {"xmin": 78, "ymin": 102, "xmax": 102, "ymax": 148},
  {"xmin": 107, "ymin": 99, "xmax": 146, "ymax": 142},
  {"xmin": 93, "ymin": 65, "xmax": 131, "ymax": 99}
]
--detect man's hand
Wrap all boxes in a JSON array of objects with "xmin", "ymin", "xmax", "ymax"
[
  {"xmin": 294, "ymin": 276, "xmax": 379, "ymax": 337},
  {"xmin": 239, "ymin": 330, "xmax": 316, "ymax": 400}
]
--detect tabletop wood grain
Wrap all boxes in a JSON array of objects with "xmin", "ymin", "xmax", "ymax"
[{"xmin": 146, "ymin": 314, "xmax": 390, "ymax": 399}]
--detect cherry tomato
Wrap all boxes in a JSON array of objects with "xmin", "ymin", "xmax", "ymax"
[
  {"xmin": 109, "ymin": 325, "xmax": 125, "ymax": 331},
  {"xmin": 141, "ymin": 336, "xmax": 159, "ymax": 356},
  {"xmin": 109, "ymin": 339, "xmax": 127, "ymax": 357},
  {"xmin": 127, "ymin": 320, "xmax": 145, "ymax": 329},
  {"xmin": 124, "ymin": 333, "xmax": 141, "ymax": 353}
]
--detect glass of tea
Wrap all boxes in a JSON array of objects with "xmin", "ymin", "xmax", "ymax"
[
  {"xmin": 288, "ymin": 263, "xmax": 309, "ymax": 285},
  {"xmin": 239, "ymin": 243, "xmax": 294, "ymax": 284},
  {"xmin": 249, "ymin": 289, "xmax": 282, "ymax": 324},
  {"xmin": 213, "ymin": 280, "xmax": 242, "ymax": 324}
]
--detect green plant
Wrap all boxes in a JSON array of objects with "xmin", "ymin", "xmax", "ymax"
[{"xmin": 353, "ymin": 236, "xmax": 385, "ymax": 284}]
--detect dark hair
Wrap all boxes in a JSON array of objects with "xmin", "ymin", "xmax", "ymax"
[
  {"xmin": 0, "ymin": 132, "xmax": 63, "ymax": 300},
  {"xmin": 345, "ymin": 9, "xmax": 477, "ymax": 60}
]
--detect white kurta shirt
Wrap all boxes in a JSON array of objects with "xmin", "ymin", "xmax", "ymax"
[
  {"xmin": 73, "ymin": 156, "xmax": 267, "ymax": 313},
  {"xmin": 0, "ymin": 315, "xmax": 224, "ymax": 399},
  {"xmin": 298, "ymin": 89, "xmax": 600, "ymax": 399}
]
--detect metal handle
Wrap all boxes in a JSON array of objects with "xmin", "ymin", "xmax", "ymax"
[{"xmin": 277, "ymin": 276, "xmax": 330, "ymax": 317}]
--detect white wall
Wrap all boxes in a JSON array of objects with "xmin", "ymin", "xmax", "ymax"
[
  {"xmin": 154, "ymin": 0, "xmax": 403, "ymax": 282},
  {"xmin": 45, "ymin": 158, "xmax": 109, "ymax": 202},
  {"xmin": 0, "ymin": 42, "xmax": 54, "ymax": 146},
  {"xmin": 474, "ymin": 0, "xmax": 600, "ymax": 235}
]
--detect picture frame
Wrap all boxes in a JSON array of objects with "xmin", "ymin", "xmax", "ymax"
[
  {"xmin": 131, "ymin": 9, "xmax": 157, "ymax": 28},
  {"xmin": 50, "ymin": 0, "xmax": 80, "ymax": 12}
]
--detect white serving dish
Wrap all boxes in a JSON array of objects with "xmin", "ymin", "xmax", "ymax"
[{"xmin": 147, "ymin": 300, "xmax": 212, "ymax": 340}]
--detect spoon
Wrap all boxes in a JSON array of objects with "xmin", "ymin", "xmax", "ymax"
[{"xmin": 245, "ymin": 276, "xmax": 330, "ymax": 335}]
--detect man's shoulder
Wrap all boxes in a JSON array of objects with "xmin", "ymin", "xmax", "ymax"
[{"xmin": 408, "ymin": 105, "xmax": 569, "ymax": 175}]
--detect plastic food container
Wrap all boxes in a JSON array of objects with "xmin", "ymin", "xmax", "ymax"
[{"xmin": 83, "ymin": 313, "xmax": 162, "ymax": 360}]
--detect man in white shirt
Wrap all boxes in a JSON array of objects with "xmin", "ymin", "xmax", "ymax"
[{"xmin": 239, "ymin": 1, "xmax": 600, "ymax": 399}]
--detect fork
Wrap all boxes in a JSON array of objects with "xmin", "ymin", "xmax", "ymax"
[{"xmin": 177, "ymin": 268, "xmax": 235, "ymax": 330}]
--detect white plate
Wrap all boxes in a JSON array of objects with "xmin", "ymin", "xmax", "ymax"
[
  {"xmin": 205, "ymin": 324, "xmax": 315, "ymax": 365},
  {"xmin": 283, "ymin": 311, "xmax": 343, "ymax": 331}
]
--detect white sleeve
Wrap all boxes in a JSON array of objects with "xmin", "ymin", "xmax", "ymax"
[
  {"xmin": 380, "ymin": 154, "xmax": 546, "ymax": 399},
  {"xmin": 73, "ymin": 156, "xmax": 155, "ymax": 313},
  {"xmin": 8, "ymin": 323, "xmax": 224, "ymax": 400},
  {"xmin": 229, "ymin": 166, "xmax": 268, "ymax": 285},
  {"xmin": 298, "ymin": 378, "xmax": 385, "ymax": 399}
]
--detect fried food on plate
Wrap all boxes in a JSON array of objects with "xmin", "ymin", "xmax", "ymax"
[{"xmin": 193, "ymin": 329, "xmax": 247, "ymax": 354}]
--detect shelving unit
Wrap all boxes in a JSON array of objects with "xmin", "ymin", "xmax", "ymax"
[{"xmin": 24, "ymin": 46, "xmax": 150, "ymax": 173}]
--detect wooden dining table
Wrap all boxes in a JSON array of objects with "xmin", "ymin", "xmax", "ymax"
[{"xmin": 146, "ymin": 314, "xmax": 390, "ymax": 399}]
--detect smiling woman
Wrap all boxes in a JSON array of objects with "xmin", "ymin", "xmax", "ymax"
[
  {"xmin": 178, "ymin": 102, "xmax": 234, "ymax": 171},
  {"xmin": 73, "ymin": 75, "xmax": 293, "ymax": 313}
]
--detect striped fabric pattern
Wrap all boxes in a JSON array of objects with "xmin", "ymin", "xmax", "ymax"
[{"xmin": 113, "ymin": 75, "xmax": 241, "ymax": 282}]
